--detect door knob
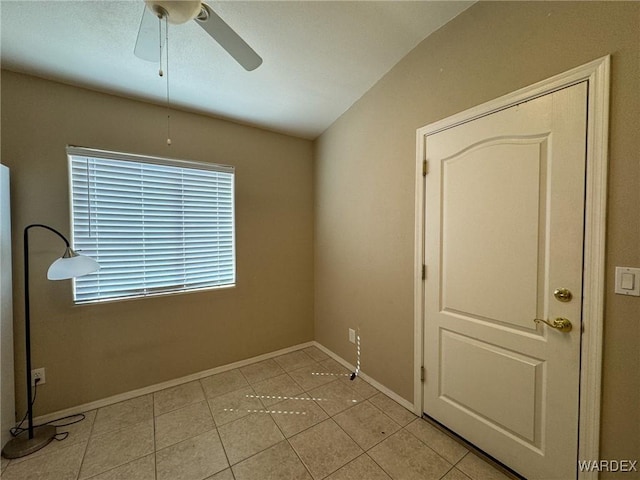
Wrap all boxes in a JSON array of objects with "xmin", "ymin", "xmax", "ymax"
[{"xmin": 534, "ymin": 317, "xmax": 572, "ymax": 333}]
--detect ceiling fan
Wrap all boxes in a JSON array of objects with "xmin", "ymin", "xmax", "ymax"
[{"xmin": 134, "ymin": 0, "xmax": 263, "ymax": 71}]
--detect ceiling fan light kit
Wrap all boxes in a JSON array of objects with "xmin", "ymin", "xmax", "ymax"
[
  {"xmin": 144, "ymin": 0, "xmax": 201, "ymax": 24},
  {"xmin": 136, "ymin": 0, "xmax": 263, "ymax": 71}
]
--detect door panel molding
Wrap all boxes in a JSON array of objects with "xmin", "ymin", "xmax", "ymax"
[
  {"xmin": 441, "ymin": 137, "xmax": 545, "ymax": 328},
  {"xmin": 439, "ymin": 330, "xmax": 544, "ymax": 446},
  {"xmin": 414, "ymin": 56, "xmax": 609, "ymax": 479}
]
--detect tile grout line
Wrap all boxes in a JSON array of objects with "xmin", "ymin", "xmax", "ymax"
[
  {"xmin": 419, "ymin": 414, "xmax": 521, "ymax": 480},
  {"xmin": 286, "ymin": 417, "xmax": 344, "ymax": 480},
  {"xmin": 286, "ymin": 435, "xmax": 316, "ymax": 480},
  {"xmin": 201, "ymin": 381, "xmax": 234, "ymax": 478},
  {"xmin": 233, "ymin": 356, "xmax": 322, "ymax": 477},
  {"xmin": 368, "ymin": 426, "xmax": 456, "ymax": 480},
  {"xmin": 210, "ymin": 355, "xmax": 332, "ymax": 478},
  {"xmin": 153, "ymin": 381, "xmax": 206, "ymax": 418},
  {"xmin": 235, "ymin": 362, "xmax": 254, "ymax": 387},
  {"xmin": 262, "ymin": 380, "xmax": 317, "ymax": 480},
  {"xmin": 75, "ymin": 405, "xmax": 98, "ymax": 480},
  {"xmin": 440, "ymin": 462, "xmax": 473, "ymax": 480},
  {"xmin": 215, "ymin": 362, "xmax": 327, "ymax": 470},
  {"xmin": 323, "ymin": 407, "xmax": 372, "ymax": 477},
  {"xmin": 331, "ymin": 398, "xmax": 401, "ymax": 453},
  {"xmin": 400, "ymin": 421, "xmax": 459, "ymax": 471},
  {"xmin": 81, "ymin": 415, "xmax": 155, "ymax": 479},
  {"xmin": 363, "ymin": 449, "xmax": 396, "ymax": 480},
  {"xmin": 451, "ymin": 451, "xmax": 481, "ymax": 480},
  {"xmin": 152, "ymin": 393, "xmax": 158, "ymax": 480}
]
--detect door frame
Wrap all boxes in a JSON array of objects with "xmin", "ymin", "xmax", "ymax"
[{"xmin": 413, "ymin": 56, "xmax": 610, "ymax": 478}]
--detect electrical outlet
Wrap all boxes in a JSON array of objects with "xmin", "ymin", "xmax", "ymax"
[
  {"xmin": 349, "ymin": 328, "xmax": 356, "ymax": 344},
  {"xmin": 31, "ymin": 368, "xmax": 46, "ymax": 386}
]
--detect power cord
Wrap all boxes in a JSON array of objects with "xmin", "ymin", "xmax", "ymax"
[{"xmin": 9, "ymin": 378, "xmax": 86, "ymax": 442}]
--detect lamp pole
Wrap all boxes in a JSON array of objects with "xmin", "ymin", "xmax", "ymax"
[
  {"xmin": 23, "ymin": 224, "xmax": 71, "ymax": 440},
  {"xmin": 1, "ymin": 224, "xmax": 98, "ymax": 459}
]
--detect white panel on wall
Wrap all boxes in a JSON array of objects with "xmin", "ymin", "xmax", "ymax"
[{"xmin": 1, "ymin": 164, "xmax": 15, "ymax": 450}]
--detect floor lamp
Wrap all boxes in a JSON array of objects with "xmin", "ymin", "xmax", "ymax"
[{"xmin": 1, "ymin": 224, "xmax": 99, "ymax": 459}]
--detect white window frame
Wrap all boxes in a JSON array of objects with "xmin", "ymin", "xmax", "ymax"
[{"xmin": 67, "ymin": 146, "xmax": 236, "ymax": 304}]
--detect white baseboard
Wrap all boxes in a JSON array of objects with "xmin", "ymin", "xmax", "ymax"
[
  {"xmin": 33, "ymin": 341, "xmax": 314, "ymax": 425},
  {"xmin": 312, "ymin": 341, "xmax": 416, "ymax": 413},
  {"xmin": 33, "ymin": 340, "xmax": 415, "ymax": 425}
]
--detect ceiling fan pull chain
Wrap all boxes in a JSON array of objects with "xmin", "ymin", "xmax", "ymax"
[
  {"xmin": 158, "ymin": 13, "xmax": 163, "ymax": 77},
  {"xmin": 165, "ymin": 15, "xmax": 172, "ymax": 146}
]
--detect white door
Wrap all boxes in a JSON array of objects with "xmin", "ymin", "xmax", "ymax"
[{"xmin": 422, "ymin": 82, "xmax": 587, "ymax": 480}]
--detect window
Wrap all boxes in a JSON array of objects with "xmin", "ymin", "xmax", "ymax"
[{"xmin": 67, "ymin": 146, "xmax": 235, "ymax": 303}]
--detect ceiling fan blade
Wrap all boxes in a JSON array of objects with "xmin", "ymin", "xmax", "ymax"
[
  {"xmin": 195, "ymin": 3, "xmax": 263, "ymax": 71},
  {"xmin": 134, "ymin": 4, "xmax": 161, "ymax": 62}
]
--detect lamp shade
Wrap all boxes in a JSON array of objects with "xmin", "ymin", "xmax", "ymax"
[{"xmin": 47, "ymin": 248, "xmax": 99, "ymax": 280}]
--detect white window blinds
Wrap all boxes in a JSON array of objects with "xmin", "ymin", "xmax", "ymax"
[{"xmin": 67, "ymin": 147, "xmax": 235, "ymax": 303}]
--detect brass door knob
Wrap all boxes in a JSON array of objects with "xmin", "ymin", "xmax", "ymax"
[{"xmin": 534, "ymin": 317, "xmax": 572, "ymax": 333}]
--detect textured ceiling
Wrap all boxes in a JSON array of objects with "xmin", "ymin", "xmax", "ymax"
[{"xmin": 1, "ymin": 1, "xmax": 474, "ymax": 139}]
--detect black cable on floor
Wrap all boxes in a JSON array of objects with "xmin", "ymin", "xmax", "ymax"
[{"xmin": 9, "ymin": 378, "xmax": 86, "ymax": 442}]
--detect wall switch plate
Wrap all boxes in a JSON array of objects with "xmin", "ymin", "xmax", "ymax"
[
  {"xmin": 348, "ymin": 328, "xmax": 356, "ymax": 344},
  {"xmin": 614, "ymin": 267, "xmax": 640, "ymax": 297},
  {"xmin": 31, "ymin": 368, "xmax": 45, "ymax": 386}
]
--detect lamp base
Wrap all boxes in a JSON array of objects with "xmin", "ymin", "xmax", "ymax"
[{"xmin": 1, "ymin": 425, "xmax": 57, "ymax": 459}]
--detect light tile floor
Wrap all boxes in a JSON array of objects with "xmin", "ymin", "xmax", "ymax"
[{"xmin": 1, "ymin": 346, "xmax": 513, "ymax": 480}]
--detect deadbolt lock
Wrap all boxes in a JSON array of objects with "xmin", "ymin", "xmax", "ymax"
[{"xmin": 554, "ymin": 288, "xmax": 573, "ymax": 302}]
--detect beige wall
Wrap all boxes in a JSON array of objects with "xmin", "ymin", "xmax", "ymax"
[
  {"xmin": 1, "ymin": 71, "xmax": 314, "ymax": 415},
  {"xmin": 2, "ymin": 0, "xmax": 638, "ymax": 470},
  {"xmin": 315, "ymin": 0, "xmax": 639, "ymax": 469}
]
